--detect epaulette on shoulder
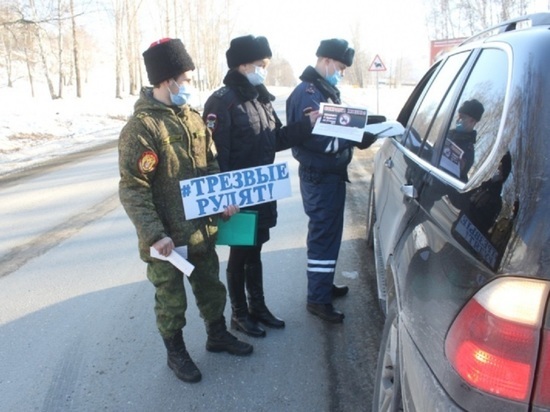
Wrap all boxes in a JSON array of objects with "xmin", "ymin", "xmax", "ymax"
[
  {"xmin": 213, "ymin": 87, "xmax": 230, "ymax": 98},
  {"xmin": 135, "ymin": 112, "xmax": 150, "ymax": 120}
]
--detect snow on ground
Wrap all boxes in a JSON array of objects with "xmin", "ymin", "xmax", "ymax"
[
  {"xmin": 0, "ymin": 85, "xmax": 135, "ymax": 178},
  {"xmin": 0, "ymin": 83, "xmax": 412, "ymax": 178}
]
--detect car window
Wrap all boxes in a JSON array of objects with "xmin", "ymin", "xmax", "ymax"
[
  {"xmin": 437, "ymin": 49, "xmax": 508, "ymax": 182},
  {"xmin": 403, "ymin": 51, "xmax": 471, "ymax": 157}
]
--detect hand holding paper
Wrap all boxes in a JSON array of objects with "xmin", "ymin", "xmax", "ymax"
[{"xmin": 150, "ymin": 245, "xmax": 195, "ymax": 277}]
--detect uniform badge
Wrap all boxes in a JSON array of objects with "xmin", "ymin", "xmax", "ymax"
[
  {"xmin": 138, "ymin": 151, "xmax": 158, "ymax": 174},
  {"xmin": 206, "ymin": 113, "xmax": 218, "ymax": 131}
]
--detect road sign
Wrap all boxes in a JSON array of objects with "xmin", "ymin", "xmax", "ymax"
[{"xmin": 369, "ymin": 55, "xmax": 386, "ymax": 72}]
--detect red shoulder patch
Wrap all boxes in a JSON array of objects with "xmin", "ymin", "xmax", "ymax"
[{"xmin": 138, "ymin": 151, "xmax": 158, "ymax": 174}]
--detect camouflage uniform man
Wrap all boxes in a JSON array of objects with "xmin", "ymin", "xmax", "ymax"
[{"xmin": 118, "ymin": 38, "xmax": 252, "ymax": 384}]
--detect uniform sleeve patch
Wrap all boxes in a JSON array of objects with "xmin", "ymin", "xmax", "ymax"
[
  {"xmin": 205, "ymin": 113, "xmax": 218, "ymax": 131},
  {"xmin": 138, "ymin": 151, "xmax": 158, "ymax": 174}
]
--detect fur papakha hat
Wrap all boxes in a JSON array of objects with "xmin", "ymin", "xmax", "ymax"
[
  {"xmin": 316, "ymin": 38, "xmax": 355, "ymax": 67},
  {"xmin": 143, "ymin": 38, "xmax": 195, "ymax": 85},
  {"xmin": 226, "ymin": 35, "xmax": 272, "ymax": 68},
  {"xmin": 459, "ymin": 99, "xmax": 485, "ymax": 121}
]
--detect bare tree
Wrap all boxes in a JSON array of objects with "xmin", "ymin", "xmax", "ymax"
[
  {"xmin": 266, "ymin": 56, "xmax": 296, "ymax": 87},
  {"xmin": 113, "ymin": 0, "xmax": 125, "ymax": 98},
  {"xmin": 425, "ymin": 0, "xmax": 533, "ymax": 40},
  {"xmin": 0, "ymin": 3, "xmax": 19, "ymax": 88},
  {"xmin": 69, "ymin": 0, "xmax": 82, "ymax": 97}
]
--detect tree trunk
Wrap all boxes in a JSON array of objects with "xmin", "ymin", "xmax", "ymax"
[
  {"xmin": 57, "ymin": 0, "xmax": 63, "ymax": 99},
  {"xmin": 70, "ymin": 0, "xmax": 82, "ymax": 97}
]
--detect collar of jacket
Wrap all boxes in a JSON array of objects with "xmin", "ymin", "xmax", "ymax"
[
  {"xmin": 450, "ymin": 129, "xmax": 477, "ymax": 144},
  {"xmin": 299, "ymin": 66, "xmax": 341, "ymax": 104},
  {"xmin": 223, "ymin": 69, "xmax": 275, "ymax": 104}
]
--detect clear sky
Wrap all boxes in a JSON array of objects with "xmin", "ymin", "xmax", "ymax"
[
  {"xmin": 230, "ymin": 0, "xmax": 431, "ymax": 76},
  {"xmin": 127, "ymin": 0, "xmax": 432, "ymax": 79},
  {"xmin": 83, "ymin": 0, "xmax": 550, "ymax": 84}
]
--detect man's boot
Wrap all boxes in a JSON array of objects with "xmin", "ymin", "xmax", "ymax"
[
  {"xmin": 245, "ymin": 262, "xmax": 285, "ymax": 328},
  {"xmin": 332, "ymin": 284, "xmax": 349, "ymax": 298},
  {"xmin": 162, "ymin": 330, "xmax": 202, "ymax": 383},
  {"xmin": 227, "ymin": 270, "xmax": 266, "ymax": 337},
  {"xmin": 205, "ymin": 317, "xmax": 253, "ymax": 356}
]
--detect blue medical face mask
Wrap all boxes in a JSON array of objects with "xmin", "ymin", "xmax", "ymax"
[
  {"xmin": 455, "ymin": 119, "xmax": 466, "ymax": 132},
  {"xmin": 325, "ymin": 62, "xmax": 343, "ymax": 86},
  {"xmin": 246, "ymin": 65, "xmax": 268, "ymax": 86},
  {"xmin": 169, "ymin": 80, "xmax": 192, "ymax": 106}
]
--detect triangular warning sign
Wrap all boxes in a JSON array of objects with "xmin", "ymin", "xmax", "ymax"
[{"xmin": 369, "ymin": 55, "xmax": 386, "ymax": 72}]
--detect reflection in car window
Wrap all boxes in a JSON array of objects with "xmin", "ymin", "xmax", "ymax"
[
  {"xmin": 403, "ymin": 52, "xmax": 470, "ymax": 157},
  {"xmin": 438, "ymin": 49, "xmax": 507, "ymax": 182}
]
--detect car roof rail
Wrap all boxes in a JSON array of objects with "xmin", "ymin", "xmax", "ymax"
[{"xmin": 461, "ymin": 12, "xmax": 550, "ymax": 45}]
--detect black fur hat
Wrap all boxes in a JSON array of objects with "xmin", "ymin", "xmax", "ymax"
[
  {"xmin": 226, "ymin": 35, "xmax": 272, "ymax": 68},
  {"xmin": 316, "ymin": 38, "xmax": 355, "ymax": 67},
  {"xmin": 143, "ymin": 38, "xmax": 195, "ymax": 85},
  {"xmin": 459, "ymin": 99, "xmax": 485, "ymax": 121}
]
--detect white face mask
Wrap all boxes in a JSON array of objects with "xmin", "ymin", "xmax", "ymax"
[
  {"xmin": 246, "ymin": 65, "xmax": 268, "ymax": 86},
  {"xmin": 169, "ymin": 80, "xmax": 192, "ymax": 105},
  {"xmin": 325, "ymin": 61, "xmax": 342, "ymax": 86}
]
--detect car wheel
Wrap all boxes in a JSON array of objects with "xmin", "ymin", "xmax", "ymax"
[
  {"xmin": 372, "ymin": 301, "xmax": 403, "ymax": 412},
  {"xmin": 366, "ymin": 176, "xmax": 375, "ymax": 249}
]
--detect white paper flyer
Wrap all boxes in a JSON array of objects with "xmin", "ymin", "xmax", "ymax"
[{"xmin": 150, "ymin": 246, "xmax": 194, "ymax": 277}]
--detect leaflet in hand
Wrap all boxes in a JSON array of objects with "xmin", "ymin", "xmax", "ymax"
[
  {"xmin": 150, "ymin": 246, "xmax": 194, "ymax": 277},
  {"xmin": 312, "ymin": 103, "xmax": 368, "ymax": 142}
]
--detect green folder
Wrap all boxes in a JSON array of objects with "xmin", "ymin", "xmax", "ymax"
[{"xmin": 216, "ymin": 210, "xmax": 258, "ymax": 246}]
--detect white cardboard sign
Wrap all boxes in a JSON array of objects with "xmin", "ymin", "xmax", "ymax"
[{"xmin": 180, "ymin": 162, "xmax": 292, "ymax": 219}]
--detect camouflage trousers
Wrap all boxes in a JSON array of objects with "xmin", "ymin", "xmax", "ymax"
[{"xmin": 146, "ymin": 248, "xmax": 227, "ymax": 339}]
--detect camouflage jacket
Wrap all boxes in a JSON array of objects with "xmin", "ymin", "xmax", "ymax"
[{"xmin": 118, "ymin": 87, "xmax": 219, "ymax": 261}]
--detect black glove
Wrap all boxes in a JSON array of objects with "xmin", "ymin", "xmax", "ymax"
[{"xmin": 356, "ymin": 131, "xmax": 377, "ymax": 149}]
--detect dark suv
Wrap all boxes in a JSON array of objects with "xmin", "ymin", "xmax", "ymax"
[{"xmin": 368, "ymin": 13, "xmax": 550, "ymax": 411}]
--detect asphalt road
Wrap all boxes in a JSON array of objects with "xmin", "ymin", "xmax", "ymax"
[{"xmin": 0, "ymin": 137, "xmax": 384, "ymax": 411}]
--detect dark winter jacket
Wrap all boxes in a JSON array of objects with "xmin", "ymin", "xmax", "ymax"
[
  {"xmin": 119, "ymin": 87, "xmax": 219, "ymax": 261},
  {"xmin": 448, "ymin": 129, "xmax": 477, "ymax": 181},
  {"xmin": 286, "ymin": 66, "xmax": 357, "ymax": 179},
  {"xmin": 203, "ymin": 69, "xmax": 312, "ymax": 231}
]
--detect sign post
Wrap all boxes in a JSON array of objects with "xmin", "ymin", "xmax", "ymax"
[{"xmin": 368, "ymin": 54, "xmax": 387, "ymax": 114}]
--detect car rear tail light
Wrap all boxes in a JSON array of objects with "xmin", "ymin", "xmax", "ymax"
[
  {"xmin": 533, "ymin": 328, "xmax": 550, "ymax": 407},
  {"xmin": 445, "ymin": 277, "xmax": 550, "ymax": 403}
]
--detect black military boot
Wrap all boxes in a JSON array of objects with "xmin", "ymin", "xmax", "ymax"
[
  {"xmin": 227, "ymin": 270, "xmax": 266, "ymax": 337},
  {"xmin": 162, "ymin": 331, "xmax": 202, "ymax": 383},
  {"xmin": 245, "ymin": 262, "xmax": 285, "ymax": 329},
  {"xmin": 205, "ymin": 317, "xmax": 253, "ymax": 356}
]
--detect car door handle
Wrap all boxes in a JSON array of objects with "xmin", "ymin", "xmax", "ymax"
[
  {"xmin": 400, "ymin": 184, "xmax": 418, "ymax": 199},
  {"xmin": 384, "ymin": 158, "xmax": 393, "ymax": 168}
]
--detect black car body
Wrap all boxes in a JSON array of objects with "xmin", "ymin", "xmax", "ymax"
[{"xmin": 369, "ymin": 14, "xmax": 550, "ymax": 412}]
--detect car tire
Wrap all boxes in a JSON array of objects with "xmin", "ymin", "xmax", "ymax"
[
  {"xmin": 366, "ymin": 176, "xmax": 375, "ymax": 249},
  {"xmin": 372, "ymin": 300, "xmax": 403, "ymax": 412}
]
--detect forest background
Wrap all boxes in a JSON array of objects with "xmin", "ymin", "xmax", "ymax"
[
  {"xmin": 0, "ymin": 0, "xmax": 548, "ymax": 177},
  {"xmin": 2, "ymin": 0, "xmax": 547, "ymax": 101}
]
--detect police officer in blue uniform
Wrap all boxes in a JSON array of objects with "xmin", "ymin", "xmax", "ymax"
[{"xmin": 286, "ymin": 38, "xmax": 376, "ymax": 323}]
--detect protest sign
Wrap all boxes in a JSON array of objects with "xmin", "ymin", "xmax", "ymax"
[
  {"xmin": 312, "ymin": 103, "xmax": 368, "ymax": 142},
  {"xmin": 180, "ymin": 162, "xmax": 292, "ymax": 219}
]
